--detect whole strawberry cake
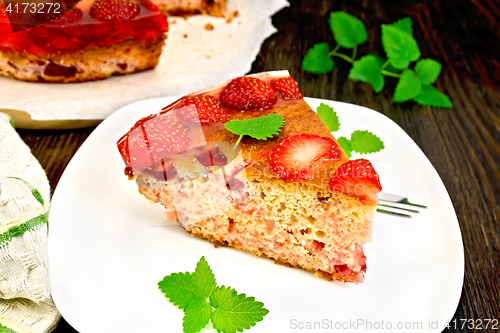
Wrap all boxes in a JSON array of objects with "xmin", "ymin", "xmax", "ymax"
[
  {"xmin": 0, "ymin": 0, "xmax": 168, "ymax": 83},
  {"xmin": 117, "ymin": 70, "xmax": 382, "ymax": 284}
]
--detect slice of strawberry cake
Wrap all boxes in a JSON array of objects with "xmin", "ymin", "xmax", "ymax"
[
  {"xmin": 0, "ymin": 0, "xmax": 168, "ymax": 83},
  {"xmin": 117, "ymin": 70, "xmax": 382, "ymax": 283}
]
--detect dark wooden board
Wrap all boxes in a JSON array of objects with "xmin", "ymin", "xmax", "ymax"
[{"xmin": 16, "ymin": 0, "xmax": 499, "ymax": 331}]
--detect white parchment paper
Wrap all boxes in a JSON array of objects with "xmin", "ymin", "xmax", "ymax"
[{"xmin": 0, "ymin": 0, "xmax": 288, "ymax": 120}]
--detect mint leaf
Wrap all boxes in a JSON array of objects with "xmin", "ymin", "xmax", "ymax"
[
  {"xmin": 192, "ymin": 256, "xmax": 217, "ymax": 299},
  {"xmin": 371, "ymin": 53, "xmax": 400, "ymax": 74},
  {"xmin": 393, "ymin": 69, "xmax": 422, "ymax": 102},
  {"xmin": 302, "ymin": 43, "xmax": 334, "ymax": 74},
  {"xmin": 336, "ymin": 137, "xmax": 352, "ymax": 158},
  {"xmin": 414, "ymin": 59, "xmax": 441, "ymax": 85},
  {"xmin": 316, "ymin": 103, "xmax": 340, "ymax": 132},
  {"xmin": 209, "ymin": 285, "xmax": 237, "ymax": 309},
  {"xmin": 159, "ymin": 258, "xmax": 269, "ymax": 333},
  {"xmin": 158, "ymin": 272, "xmax": 197, "ymax": 310},
  {"xmin": 328, "ymin": 12, "xmax": 368, "ymax": 48},
  {"xmin": 224, "ymin": 114, "xmax": 284, "ymax": 144},
  {"xmin": 350, "ymin": 130, "xmax": 384, "ymax": 154},
  {"xmin": 413, "ymin": 84, "xmax": 453, "ymax": 108},
  {"xmin": 349, "ymin": 54, "xmax": 385, "ymax": 93},
  {"xmin": 391, "ymin": 17, "xmax": 413, "ymax": 35},
  {"xmin": 381, "ymin": 24, "xmax": 420, "ymax": 69},
  {"xmin": 183, "ymin": 298, "xmax": 213, "ymax": 333},
  {"xmin": 211, "ymin": 286, "xmax": 269, "ymax": 333}
]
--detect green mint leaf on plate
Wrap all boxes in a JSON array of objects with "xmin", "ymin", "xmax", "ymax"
[
  {"xmin": 349, "ymin": 54, "xmax": 385, "ymax": 93},
  {"xmin": 192, "ymin": 256, "xmax": 217, "ymax": 299},
  {"xmin": 414, "ymin": 59, "xmax": 441, "ymax": 85},
  {"xmin": 391, "ymin": 17, "xmax": 413, "ymax": 35},
  {"xmin": 211, "ymin": 286, "xmax": 269, "ymax": 333},
  {"xmin": 381, "ymin": 24, "xmax": 421, "ymax": 69},
  {"xmin": 158, "ymin": 272, "xmax": 197, "ymax": 310},
  {"xmin": 159, "ymin": 258, "xmax": 269, "ymax": 333},
  {"xmin": 393, "ymin": 69, "xmax": 422, "ymax": 102},
  {"xmin": 328, "ymin": 12, "xmax": 368, "ymax": 48},
  {"xmin": 350, "ymin": 130, "xmax": 385, "ymax": 154},
  {"xmin": 336, "ymin": 137, "xmax": 352, "ymax": 158},
  {"xmin": 183, "ymin": 298, "xmax": 213, "ymax": 333},
  {"xmin": 316, "ymin": 103, "xmax": 340, "ymax": 132},
  {"xmin": 225, "ymin": 114, "xmax": 284, "ymax": 146},
  {"xmin": 302, "ymin": 42, "xmax": 334, "ymax": 74},
  {"xmin": 413, "ymin": 85, "xmax": 453, "ymax": 108}
]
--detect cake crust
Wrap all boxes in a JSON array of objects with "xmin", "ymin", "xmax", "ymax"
[
  {"xmin": 152, "ymin": 0, "xmax": 227, "ymax": 16},
  {"xmin": 0, "ymin": 0, "xmax": 169, "ymax": 83},
  {"xmin": 0, "ymin": 39, "xmax": 165, "ymax": 83}
]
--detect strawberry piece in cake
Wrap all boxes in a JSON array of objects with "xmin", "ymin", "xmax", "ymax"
[
  {"xmin": 270, "ymin": 76, "xmax": 303, "ymax": 100},
  {"xmin": 0, "ymin": 0, "xmax": 168, "ymax": 83},
  {"xmin": 117, "ymin": 70, "xmax": 382, "ymax": 284},
  {"xmin": 219, "ymin": 76, "xmax": 278, "ymax": 110},
  {"xmin": 175, "ymin": 96, "xmax": 229, "ymax": 127},
  {"xmin": 269, "ymin": 134, "xmax": 341, "ymax": 181}
]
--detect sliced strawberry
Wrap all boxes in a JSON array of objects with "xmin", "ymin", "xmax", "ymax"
[
  {"xmin": 270, "ymin": 77, "xmax": 303, "ymax": 100},
  {"xmin": 219, "ymin": 76, "xmax": 277, "ymax": 110},
  {"xmin": 0, "ymin": 4, "xmax": 14, "ymax": 39},
  {"xmin": 269, "ymin": 134, "xmax": 341, "ymax": 181},
  {"xmin": 124, "ymin": 114, "xmax": 190, "ymax": 172},
  {"xmin": 175, "ymin": 96, "xmax": 228, "ymax": 127},
  {"xmin": 90, "ymin": 0, "xmax": 140, "ymax": 21},
  {"xmin": 34, "ymin": 0, "xmax": 67, "ymax": 25},
  {"xmin": 329, "ymin": 159, "xmax": 382, "ymax": 202},
  {"xmin": 50, "ymin": 8, "xmax": 82, "ymax": 25},
  {"xmin": 139, "ymin": 0, "xmax": 161, "ymax": 12}
]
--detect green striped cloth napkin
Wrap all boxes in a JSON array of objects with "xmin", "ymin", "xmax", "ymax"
[{"xmin": 0, "ymin": 113, "xmax": 60, "ymax": 333}]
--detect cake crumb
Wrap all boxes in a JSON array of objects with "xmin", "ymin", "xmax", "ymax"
[
  {"xmin": 169, "ymin": 19, "xmax": 176, "ymax": 24},
  {"xmin": 183, "ymin": 34, "xmax": 188, "ymax": 38},
  {"xmin": 205, "ymin": 23, "xmax": 214, "ymax": 30},
  {"xmin": 225, "ymin": 10, "xmax": 239, "ymax": 23}
]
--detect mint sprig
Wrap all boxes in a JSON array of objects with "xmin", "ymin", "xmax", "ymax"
[
  {"xmin": 349, "ymin": 130, "xmax": 385, "ymax": 154},
  {"xmin": 336, "ymin": 137, "xmax": 353, "ymax": 157},
  {"xmin": 316, "ymin": 105, "xmax": 384, "ymax": 157},
  {"xmin": 158, "ymin": 257, "xmax": 269, "ymax": 333},
  {"xmin": 302, "ymin": 12, "xmax": 452, "ymax": 108},
  {"xmin": 211, "ymin": 286, "xmax": 268, "ymax": 333},
  {"xmin": 316, "ymin": 103, "xmax": 340, "ymax": 132},
  {"xmin": 393, "ymin": 69, "xmax": 421, "ymax": 102},
  {"xmin": 224, "ymin": 114, "xmax": 284, "ymax": 146},
  {"xmin": 302, "ymin": 43, "xmax": 334, "ymax": 74}
]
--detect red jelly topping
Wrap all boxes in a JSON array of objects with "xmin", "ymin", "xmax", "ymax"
[
  {"xmin": 117, "ymin": 73, "xmax": 302, "ymax": 176},
  {"xmin": 0, "ymin": 0, "xmax": 168, "ymax": 56}
]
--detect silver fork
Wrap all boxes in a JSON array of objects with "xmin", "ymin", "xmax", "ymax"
[{"xmin": 377, "ymin": 192, "xmax": 427, "ymax": 218}]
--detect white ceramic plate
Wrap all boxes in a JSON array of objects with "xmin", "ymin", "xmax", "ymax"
[{"xmin": 48, "ymin": 97, "xmax": 464, "ymax": 333}]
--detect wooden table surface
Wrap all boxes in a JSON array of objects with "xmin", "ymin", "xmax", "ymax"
[{"xmin": 14, "ymin": 0, "xmax": 499, "ymax": 331}]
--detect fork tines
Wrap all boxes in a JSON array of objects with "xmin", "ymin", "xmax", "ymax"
[{"xmin": 376, "ymin": 192, "xmax": 427, "ymax": 218}]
